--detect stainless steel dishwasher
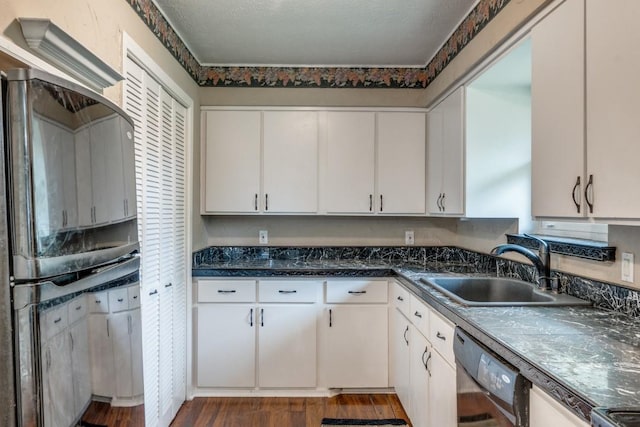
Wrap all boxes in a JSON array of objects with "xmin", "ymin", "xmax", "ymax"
[{"xmin": 454, "ymin": 328, "xmax": 531, "ymax": 426}]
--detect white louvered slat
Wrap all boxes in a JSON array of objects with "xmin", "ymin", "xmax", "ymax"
[{"xmin": 124, "ymin": 55, "xmax": 189, "ymax": 427}]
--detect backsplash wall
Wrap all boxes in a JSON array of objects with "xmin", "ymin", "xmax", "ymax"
[{"xmin": 202, "ymin": 216, "xmax": 640, "ymax": 291}]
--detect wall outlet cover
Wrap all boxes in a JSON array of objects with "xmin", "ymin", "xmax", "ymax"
[
  {"xmin": 405, "ymin": 230, "xmax": 415, "ymax": 245},
  {"xmin": 259, "ymin": 230, "xmax": 268, "ymax": 245},
  {"xmin": 622, "ymin": 252, "xmax": 634, "ymax": 283}
]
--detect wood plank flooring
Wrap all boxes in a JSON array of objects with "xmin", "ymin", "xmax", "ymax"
[{"xmin": 81, "ymin": 394, "xmax": 411, "ymax": 427}]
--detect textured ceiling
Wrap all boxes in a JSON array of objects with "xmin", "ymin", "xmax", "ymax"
[{"xmin": 153, "ymin": 0, "xmax": 477, "ymax": 67}]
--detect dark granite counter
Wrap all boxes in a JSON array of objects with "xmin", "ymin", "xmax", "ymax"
[{"xmin": 192, "ymin": 246, "xmax": 640, "ymax": 422}]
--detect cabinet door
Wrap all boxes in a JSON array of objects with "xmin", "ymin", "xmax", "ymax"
[
  {"xmin": 258, "ymin": 305, "xmax": 317, "ymax": 388},
  {"xmin": 530, "ymin": 386, "xmax": 589, "ymax": 427},
  {"xmin": 377, "ymin": 112, "xmax": 426, "ymax": 214},
  {"xmin": 197, "ymin": 304, "xmax": 256, "ymax": 387},
  {"xmin": 88, "ymin": 313, "xmax": 114, "ymax": 397},
  {"xmin": 322, "ymin": 305, "xmax": 388, "ymax": 388},
  {"xmin": 440, "ymin": 88, "xmax": 464, "ymax": 215},
  {"xmin": 42, "ymin": 333, "xmax": 74, "ymax": 427},
  {"xmin": 69, "ymin": 319, "xmax": 91, "ymax": 416},
  {"xmin": 427, "ymin": 90, "xmax": 464, "ymax": 216},
  {"xmin": 531, "ymin": 0, "xmax": 585, "ymax": 218},
  {"xmin": 429, "ymin": 351, "xmax": 456, "ymax": 427},
  {"xmin": 203, "ymin": 111, "xmax": 261, "ymax": 213},
  {"xmin": 426, "ymin": 106, "xmax": 444, "ymax": 215},
  {"xmin": 409, "ymin": 328, "xmax": 430, "ymax": 427},
  {"xmin": 325, "ymin": 112, "xmax": 375, "ymax": 213},
  {"xmin": 586, "ymin": 0, "xmax": 640, "ymax": 218},
  {"xmin": 263, "ymin": 111, "xmax": 319, "ymax": 213},
  {"xmin": 392, "ymin": 309, "xmax": 411, "ymax": 416}
]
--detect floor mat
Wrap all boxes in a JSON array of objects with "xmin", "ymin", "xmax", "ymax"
[{"xmin": 321, "ymin": 419, "xmax": 408, "ymax": 426}]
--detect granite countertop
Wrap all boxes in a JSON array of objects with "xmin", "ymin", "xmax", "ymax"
[{"xmin": 193, "ymin": 258, "xmax": 640, "ymax": 421}]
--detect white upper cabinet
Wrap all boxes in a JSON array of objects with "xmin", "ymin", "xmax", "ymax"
[
  {"xmin": 532, "ymin": 0, "xmax": 640, "ymax": 220},
  {"xmin": 531, "ymin": 0, "xmax": 585, "ymax": 218},
  {"xmin": 324, "ymin": 112, "xmax": 376, "ymax": 214},
  {"xmin": 202, "ymin": 108, "xmax": 427, "ymax": 216},
  {"xmin": 263, "ymin": 111, "xmax": 319, "ymax": 213},
  {"xmin": 585, "ymin": 0, "xmax": 640, "ymax": 219},
  {"xmin": 377, "ymin": 112, "xmax": 426, "ymax": 214},
  {"xmin": 427, "ymin": 88, "xmax": 464, "ymax": 215},
  {"xmin": 203, "ymin": 110, "xmax": 261, "ymax": 213}
]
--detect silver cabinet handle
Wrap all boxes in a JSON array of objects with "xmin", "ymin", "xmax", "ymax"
[
  {"xmin": 348, "ymin": 291, "xmax": 366, "ymax": 295},
  {"xmin": 369, "ymin": 194, "xmax": 373, "ymax": 212},
  {"xmin": 396, "ymin": 296, "xmax": 404, "ymax": 301},
  {"xmin": 380, "ymin": 194, "xmax": 383, "ymax": 212},
  {"xmin": 436, "ymin": 332, "xmax": 446, "ymax": 341},
  {"xmin": 278, "ymin": 290, "xmax": 297, "ymax": 294},
  {"xmin": 249, "ymin": 308, "xmax": 254, "ymax": 327},
  {"xmin": 414, "ymin": 311, "xmax": 422, "ymax": 319},
  {"xmin": 571, "ymin": 176, "xmax": 581, "ymax": 213},
  {"xmin": 265, "ymin": 194, "xmax": 269, "ymax": 211},
  {"xmin": 403, "ymin": 325, "xmax": 409, "ymax": 346},
  {"xmin": 260, "ymin": 308, "xmax": 264, "ymax": 327},
  {"xmin": 217, "ymin": 290, "xmax": 236, "ymax": 294},
  {"xmin": 254, "ymin": 194, "xmax": 258, "ymax": 211}
]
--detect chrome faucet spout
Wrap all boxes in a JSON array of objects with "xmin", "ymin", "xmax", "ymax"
[{"xmin": 491, "ymin": 237, "xmax": 554, "ymax": 292}]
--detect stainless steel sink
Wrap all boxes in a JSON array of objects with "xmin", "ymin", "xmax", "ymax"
[{"xmin": 419, "ymin": 277, "xmax": 592, "ymax": 307}]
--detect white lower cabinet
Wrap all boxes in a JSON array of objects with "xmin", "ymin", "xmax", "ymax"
[
  {"xmin": 69, "ymin": 316, "xmax": 91, "ymax": 416},
  {"xmin": 197, "ymin": 304, "xmax": 256, "ymax": 387},
  {"xmin": 392, "ymin": 309, "xmax": 411, "ymax": 414},
  {"xmin": 258, "ymin": 305, "xmax": 317, "ymax": 388},
  {"xmin": 322, "ymin": 279, "xmax": 389, "ymax": 388},
  {"xmin": 322, "ymin": 304, "xmax": 389, "ymax": 388},
  {"xmin": 390, "ymin": 282, "xmax": 457, "ymax": 427},
  {"xmin": 530, "ymin": 385, "xmax": 589, "ymax": 427},
  {"xmin": 196, "ymin": 279, "xmax": 321, "ymax": 389},
  {"xmin": 409, "ymin": 328, "xmax": 431, "ymax": 427}
]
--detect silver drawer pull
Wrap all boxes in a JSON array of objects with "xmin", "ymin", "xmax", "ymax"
[
  {"xmin": 117, "ymin": 298, "xmax": 124, "ymax": 302},
  {"xmin": 397, "ymin": 296, "xmax": 404, "ymax": 301},
  {"xmin": 53, "ymin": 317, "xmax": 62, "ymax": 324},
  {"xmin": 414, "ymin": 311, "xmax": 423, "ymax": 318},
  {"xmin": 348, "ymin": 291, "xmax": 367, "ymax": 294},
  {"xmin": 217, "ymin": 290, "xmax": 237, "ymax": 294},
  {"xmin": 95, "ymin": 300, "xmax": 102, "ymax": 304},
  {"xmin": 436, "ymin": 332, "xmax": 446, "ymax": 341},
  {"xmin": 133, "ymin": 295, "xmax": 138, "ymax": 299},
  {"xmin": 278, "ymin": 290, "xmax": 297, "ymax": 294},
  {"xmin": 75, "ymin": 306, "xmax": 82, "ymax": 311}
]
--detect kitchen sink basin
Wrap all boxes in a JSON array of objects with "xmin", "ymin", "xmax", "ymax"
[{"xmin": 419, "ymin": 277, "xmax": 592, "ymax": 307}]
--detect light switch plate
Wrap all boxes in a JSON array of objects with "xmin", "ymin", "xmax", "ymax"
[
  {"xmin": 405, "ymin": 230, "xmax": 415, "ymax": 245},
  {"xmin": 622, "ymin": 252, "xmax": 634, "ymax": 283},
  {"xmin": 259, "ymin": 230, "xmax": 268, "ymax": 245}
]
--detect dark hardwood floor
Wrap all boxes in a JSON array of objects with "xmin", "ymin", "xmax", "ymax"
[{"xmin": 81, "ymin": 394, "xmax": 411, "ymax": 427}]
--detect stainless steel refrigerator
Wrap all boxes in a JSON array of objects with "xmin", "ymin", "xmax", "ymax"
[{"xmin": 1, "ymin": 68, "xmax": 141, "ymax": 426}]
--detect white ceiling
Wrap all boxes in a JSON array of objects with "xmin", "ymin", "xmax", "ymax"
[{"xmin": 153, "ymin": 0, "xmax": 478, "ymax": 67}]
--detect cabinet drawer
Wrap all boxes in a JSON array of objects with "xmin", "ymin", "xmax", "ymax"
[
  {"xmin": 67, "ymin": 296, "xmax": 88, "ymax": 324},
  {"xmin": 109, "ymin": 288, "xmax": 130, "ymax": 313},
  {"xmin": 128, "ymin": 285, "xmax": 141, "ymax": 309},
  {"xmin": 88, "ymin": 291, "xmax": 109, "ymax": 313},
  {"xmin": 326, "ymin": 280, "xmax": 388, "ymax": 304},
  {"xmin": 198, "ymin": 279, "xmax": 256, "ymax": 303},
  {"xmin": 392, "ymin": 282, "xmax": 411, "ymax": 317},
  {"xmin": 41, "ymin": 304, "xmax": 68, "ymax": 341},
  {"xmin": 409, "ymin": 294, "xmax": 429, "ymax": 338},
  {"xmin": 429, "ymin": 309, "xmax": 455, "ymax": 366},
  {"xmin": 258, "ymin": 280, "xmax": 321, "ymax": 303}
]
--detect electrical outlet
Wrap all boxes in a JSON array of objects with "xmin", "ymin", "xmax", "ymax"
[
  {"xmin": 622, "ymin": 252, "xmax": 634, "ymax": 283},
  {"xmin": 405, "ymin": 230, "xmax": 415, "ymax": 245},
  {"xmin": 259, "ymin": 230, "xmax": 268, "ymax": 245}
]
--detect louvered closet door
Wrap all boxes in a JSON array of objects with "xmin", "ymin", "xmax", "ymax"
[
  {"xmin": 171, "ymin": 102, "xmax": 187, "ymax": 415},
  {"xmin": 124, "ymin": 57, "xmax": 188, "ymax": 427}
]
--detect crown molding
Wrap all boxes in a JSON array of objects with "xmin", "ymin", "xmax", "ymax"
[{"xmin": 18, "ymin": 17, "xmax": 123, "ymax": 91}]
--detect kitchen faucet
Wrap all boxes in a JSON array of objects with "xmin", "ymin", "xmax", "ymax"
[{"xmin": 491, "ymin": 234, "xmax": 556, "ymax": 292}]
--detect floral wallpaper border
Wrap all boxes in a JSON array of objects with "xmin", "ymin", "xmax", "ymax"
[{"xmin": 126, "ymin": 0, "xmax": 512, "ymax": 88}]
